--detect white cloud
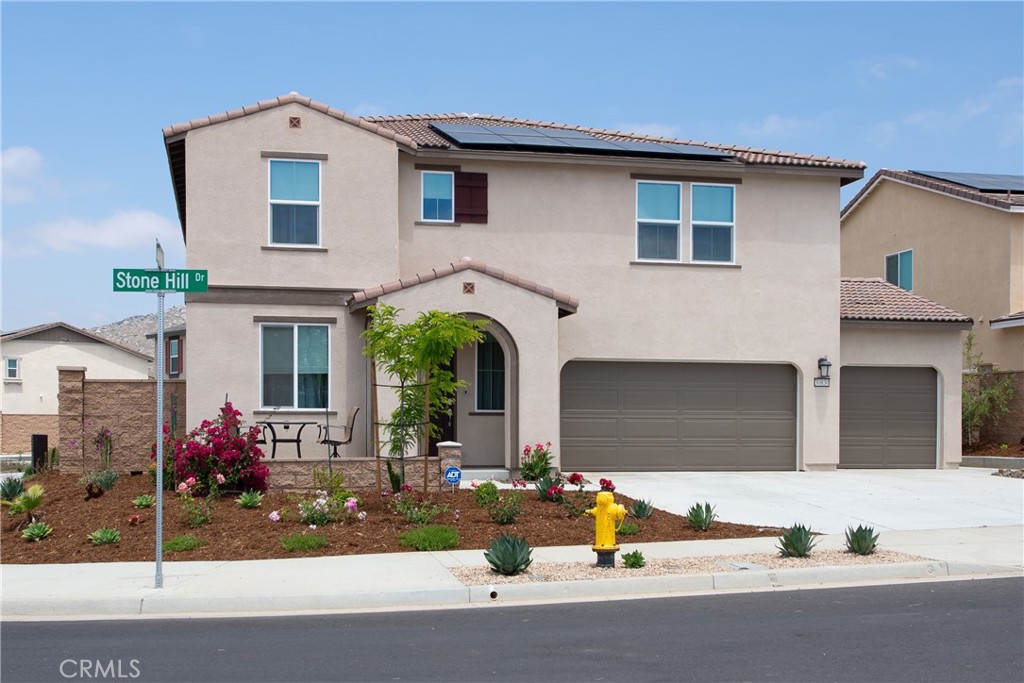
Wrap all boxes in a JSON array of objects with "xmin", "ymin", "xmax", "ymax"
[
  {"xmin": 1, "ymin": 146, "xmax": 46, "ymax": 203},
  {"xmin": 861, "ymin": 55, "xmax": 922, "ymax": 80},
  {"xmin": 616, "ymin": 122, "xmax": 682, "ymax": 139},
  {"xmin": 31, "ymin": 210, "xmax": 182, "ymax": 254}
]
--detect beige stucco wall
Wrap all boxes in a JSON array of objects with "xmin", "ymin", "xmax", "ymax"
[
  {"xmin": 182, "ymin": 102, "xmax": 401, "ymax": 288},
  {"xmin": 397, "ymin": 158, "xmax": 844, "ymax": 469},
  {"xmin": 0, "ymin": 339, "xmax": 151, "ymax": 415},
  {"xmin": 840, "ymin": 324, "xmax": 964, "ymax": 468},
  {"xmin": 841, "ymin": 179, "xmax": 1024, "ymax": 372}
]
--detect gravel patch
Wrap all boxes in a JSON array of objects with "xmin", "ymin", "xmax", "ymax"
[
  {"xmin": 995, "ymin": 468, "xmax": 1024, "ymax": 479},
  {"xmin": 451, "ymin": 549, "xmax": 926, "ymax": 585}
]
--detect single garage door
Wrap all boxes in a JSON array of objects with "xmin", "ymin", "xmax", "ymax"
[
  {"xmin": 840, "ymin": 366, "xmax": 937, "ymax": 469},
  {"xmin": 560, "ymin": 361, "xmax": 796, "ymax": 471}
]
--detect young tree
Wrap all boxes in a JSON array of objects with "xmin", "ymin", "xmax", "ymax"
[
  {"xmin": 362, "ymin": 304, "xmax": 487, "ymax": 488},
  {"xmin": 962, "ymin": 332, "xmax": 1017, "ymax": 446}
]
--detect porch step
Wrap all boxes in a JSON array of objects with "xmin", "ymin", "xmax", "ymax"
[{"xmin": 459, "ymin": 468, "xmax": 511, "ymax": 482}]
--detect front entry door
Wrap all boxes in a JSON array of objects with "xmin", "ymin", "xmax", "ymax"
[{"xmin": 429, "ymin": 359, "xmax": 456, "ymax": 457}]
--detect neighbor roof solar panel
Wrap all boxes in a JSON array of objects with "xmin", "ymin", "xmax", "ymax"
[
  {"xmin": 430, "ymin": 123, "xmax": 733, "ymax": 160},
  {"xmin": 911, "ymin": 171, "xmax": 1024, "ymax": 193}
]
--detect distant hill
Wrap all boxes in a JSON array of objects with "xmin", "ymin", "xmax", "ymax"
[{"xmin": 88, "ymin": 305, "xmax": 186, "ymax": 356}]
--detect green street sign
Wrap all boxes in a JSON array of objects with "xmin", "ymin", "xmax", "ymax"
[{"xmin": 113, "ymin": 268, "xmax": 209, "ymax": 293}]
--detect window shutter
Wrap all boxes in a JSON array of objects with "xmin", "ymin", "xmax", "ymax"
[{"xmin": 454, "ymin": 172, "xmax": 488, "ymax": 224}]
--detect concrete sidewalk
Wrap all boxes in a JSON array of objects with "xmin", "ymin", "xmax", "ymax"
[{"xmin": 2, "ymin": 525, "xmax": 1020, "ymax": 620}]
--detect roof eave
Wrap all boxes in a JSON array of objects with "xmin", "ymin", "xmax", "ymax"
[{"xmin": 841, "ymin": 318, "xmax": 974, "ymax": 331}]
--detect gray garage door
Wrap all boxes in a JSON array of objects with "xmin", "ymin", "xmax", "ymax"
[
  {"xmin": 560, "ymin": 361, "xmax": 796, "ymax": 471},
  {"xmin": 840, "ymin": 366, "xmax": 937, "ymax": 469}
]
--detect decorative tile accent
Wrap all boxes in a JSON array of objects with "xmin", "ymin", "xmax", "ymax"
[
  {"xmin": 289, "ymin": 116, "xmax": 302, "ymax": 129},
  {"xmin": 463, "ymin": 282, "xmax": 475, "ymax": 294}
]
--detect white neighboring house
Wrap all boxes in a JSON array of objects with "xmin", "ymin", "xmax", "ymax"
[{"xmin": 0, "ymin": 322, "xmax": 153, "ymax": 453}]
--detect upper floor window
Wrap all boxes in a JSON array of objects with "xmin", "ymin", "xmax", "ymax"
[
  {"xmin": 269, "ymin": 159, "xmax": 320, "ymax": 245},
  {"xmin": 422, "ymin": 171, "xmax": 454, "ymax": 222},
  {"xmin": 636, "ymin": 181, "xmax": 681, "ymax": 261},
  {"xmin": 168, "ymin": 337, "xmax": 181, "ymax": 377},
  {"xmin": 691, "ymin": 184, "xmax": 735, "ymax": 263},
  {"xmin": 475, "ymin": 332, "xmax": 505, "ymax": 412},
  {"xmin": 4, "ymin": 357, "xmax": 20, "ymax": 381},
  {"xmin": 885, "ymin": 249, "xmax": 913, "ymax": 291},
  {"xmin": 261, "ymin": 324, "xmax": 328, "ymax": 409}
]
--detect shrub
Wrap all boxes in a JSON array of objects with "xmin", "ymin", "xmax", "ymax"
[
  {"xmin": 845, "ymin": 525, "xmax": 880, "ymax": 556},
  {"xmin": 132, "ymin": 494, "xmax": 156, "ymax": 509},
  {"xmin": 559, "ymin": 491, "xmax": 590, "ymax": 519},
  {"xmin": 281, "ymin": 533, "xmax": 328, "ymax": 552},
  {"xmin": 487, "ymin": 491, "xmax": 524, "ymax": 525},
  {"xmin": 622, "ymin": 549, "xmax": 646, "ymax": 569},
  {"xmin": 686, "ymin": 502, "xmax": 717, "ymax": 531},
  {"xmin": 79, "ymin": 469, "xmax": 119, "ymax": 492},
  {"xmin": 179, "ymin": 489, "xmax": 213, "ymax": 528},
  {"xmin": 628, "ymin": 499, "xmax": 654, "ymax": 520},
  {"xmin": 617, "ymin": 521, "xmax": 640, "ymax": 536},
  {"xmin": 88, "ymin": 528, "xmax": 121, "ymax": 545},
  {"xmin": 298, "ymin": 491, "xmax": 338, "ymax": 526},
  {"xmin": 391, "ymin": 493, "xmax": 448, "ymax": 525},
  {"xmin": 0, "ymin": 477, "xmax": 24, "ymax": 502},
  {"xmin": 534, "ymin": 474, "xmax": 563, "ymax": 502},
  {"xmin": 484, "ymin": 534, "xmax": 533, "ymax": 576},
  {"xmin": 472, "ymin": 480, "xmax": 500, "ymax": 508},
  {"xmin": 22, "ymin": 521, "xmax": 53, "ymax": 542},
  {"xmin": 398, "ymin": 524, "xmax": 460, "ymax": 551},
  {"xmin": 236, "ymin": 490, "xmax": 265, "ymax": 509},
  {"xmin": 519, "ymin": 442, "xmax": 553, "ymax": 480},
  {"xmin": 164, "ymin": 535, "xmax": 207, "ymax": 553},
  {"xmin": 312, "ymin": 464, "xmax": 348, "ymax": 497},
  {"xmin": 778, "ymin": 524, "xmax": 818, "ymax": 558},
  {"xmin": 2, "ymin": 484, "xmax": 45, "ymax": 525}
]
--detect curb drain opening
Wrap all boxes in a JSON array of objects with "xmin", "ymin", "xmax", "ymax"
[{"xmin": 489, "ymin": 590, "xmax": 498, "ymax": 600}]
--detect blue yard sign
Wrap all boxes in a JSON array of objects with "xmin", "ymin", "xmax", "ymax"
[{"xmin": 444, "ymin": 466, "xmax": 462, "ymax": 485}]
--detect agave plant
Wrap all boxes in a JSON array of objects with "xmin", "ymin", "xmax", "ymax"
[
  {"xmin": 0, "ymin": 476, "xmax": 24, "ymax": 502},
  {"xmin": 22, "ymin": 521, "xmax": 53, "ymax": 542},
  {"xmin": 88, "ymin": 528, "xmax": 121, "ymax": 545},
  {"xmin": 622, "ymin": 549, "xmax": 646, "ymax": 569},
  {"xmin": 686, "ymin": 501, "xmax": 717, "ymax": 531},
  {"xmin": 484, "ymin": 533, "xmax": 533, "ymax": 576},
  {"xmin": 844, "ymin": 525, "xmax": 879, "ymax": 556},
  {"xmin": 778, "ymin": 524, "xmax": 818, "ymax": 557},
  {"xmin": 628, "ymin": 498, "xmax": 654, "ymax": 520},
  {"xmin": 132, "ymin": 494, "xmax": 156, "ymax": 509},
  {"xmin": 236, "ymin": 490, "xmax": 265, "ymax": 509}
]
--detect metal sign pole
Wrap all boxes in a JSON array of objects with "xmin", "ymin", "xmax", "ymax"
[{"xmin": 154, "ymin": 241, "xmax": 166, "ymax": 589}]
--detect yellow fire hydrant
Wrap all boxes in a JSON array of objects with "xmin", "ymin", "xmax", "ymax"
[{"xmin": 586, "ymin": 490, "xmax": 627, "ymax": 567}]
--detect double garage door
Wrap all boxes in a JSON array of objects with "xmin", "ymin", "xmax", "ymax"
[{"xmin": 560, "ymin": 361, "xmax": 797, "ymax": 471}]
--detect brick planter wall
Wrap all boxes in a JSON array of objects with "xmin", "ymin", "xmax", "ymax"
[
  {"xmin": 980, "ymin": 371, "xmax": 1023, "ymax": 446},
  {"xmin": 265, "ymin": 443, "xmax": 462, "ymax": 492}
]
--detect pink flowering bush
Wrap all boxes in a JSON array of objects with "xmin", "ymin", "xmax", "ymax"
[
  {"xmin": 152, "ymin": 402, "xmax": 269, "ymax": 494},
  {"xmin": 520, "ymin": 441, "xmax": 554, "ymax": 480}
]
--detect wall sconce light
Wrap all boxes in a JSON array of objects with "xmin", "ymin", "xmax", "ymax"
[{"xmin": 814, "ymin": 356, "xmax": 832, "ymax": 388}]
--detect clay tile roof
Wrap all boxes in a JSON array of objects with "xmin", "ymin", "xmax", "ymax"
[
  {"xmin": 991, "ymin": 311, "xmax": 1024, "ymax": 325},
  {"xmin": 842, "ymin": 169, "xmax": 1024, "ymax": 218},
  {"xmin": 840, "ymin": 278, "xmax": 972, "ymax": 325},
  {"xmin": 348, "ymin": 258, "xmax": 579, "ymax": 314}
]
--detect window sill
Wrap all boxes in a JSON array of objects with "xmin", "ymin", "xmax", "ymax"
[
  {"xmin": 469, "ymin": 411, "xmax": 504, "ymax": 416},
  {"xmin": 3, "ymin": 379, "xmax": 22, "ymax": 384},
  {"xmin": 630, "ymin": 260, "xmax": 741, "ymax": 269},
  {"xmin": 254, "ymin": 409, "xmax": 336, "ymax": 417},
  {"xmin": 262, "ymin": 245, "xmax": 328, "ymax": 253},
  {"xmin": 415, "ymin": 221, "xmax": 462, "ymax": 227}
]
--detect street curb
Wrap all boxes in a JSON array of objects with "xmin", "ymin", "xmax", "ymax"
[{"xmin": 960, "ymin": 456, "xmax": 1024, "ymax": 469}]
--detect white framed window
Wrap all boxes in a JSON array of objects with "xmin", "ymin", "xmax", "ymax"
[
  {"xmin": 269, "ymin": 159, "xmax": 320, "ymax": 245},
  {"xmin": 260, "ymin": 324, "xmax": 329, "ymax": 409},
  {"xmin": 421, "ymin": 171, "xmax": 454, "ymax": 222},
  {"xmin": 4, "ymin": 357, "xmax": 21, "ymax": 381},
  {"xmin": 475, "ymin": 332, "xmax": 505, "ymax": 412},
  {"xmin": 168, "ymin": 337, "xmax": 181, "ymax": 377},
  {"xmin": 691, "ymin": 183, "xmax": 735, "ymax": 263},
  {"xmin": 885, "ymin": 249, "xmax": 913, "ymax": 291},
  {"xmin": 636, "ymin": 180, "xmax": 681, "ymax": 261}
]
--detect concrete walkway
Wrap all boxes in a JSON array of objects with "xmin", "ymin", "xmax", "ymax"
[{"xmin": 1, "ymin": 469, "xmax": 1021, "ymax": 621}]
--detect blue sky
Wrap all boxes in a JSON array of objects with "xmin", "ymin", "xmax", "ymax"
[{"xmin": 2, "ymin": 1, "xmax": 1022, "ymax": 332}]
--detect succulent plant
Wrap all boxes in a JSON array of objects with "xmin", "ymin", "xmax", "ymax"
[
  {"xmin": 132, "ymin": 494, "xmax": 156, "ymax": 509},
  {"xmin": 628, "ymin": 498, "xmax": 654, "ymax": 519},
  {"xmin": 22, "ymin": 521, "xmax": 53, "ymax": 542},
  {"xmin": 0, "ymin": 476, "xmax": 24, "ymax": 502},
  {"xmin": 534, "ymin": 474, "xmax": 562, "ymax": 502},
  {"xmin": 686, "ymin": 502, "xmax": 717, "ymax": 531},
  {"xmin": 88, "ymin": 528, "xmax": 121, "ymax": 545},
  {"xmin": 236, "ymin": 490, "xmax": 265, "ymax": 509},
  {"xmin": 3, "ymin": 484, "xmax": 45, "ymax": 524},
  {"xmin": 617, "ymin": 521, "xmax": 640, "ymax": 535},
  {"xmin": 622, "ymin": 549, "xmax": 646, "ymax": 569},
  {"xmin": 778, "ymin": 524, "xmax": 818, "ymax": 557},
  {"xmin": 484, "ymin": 533, "xmax": 533, "ymax": 576},
  {"xmin": 844, "ymin": 525, "xmax": 879, "ymax": 555}
]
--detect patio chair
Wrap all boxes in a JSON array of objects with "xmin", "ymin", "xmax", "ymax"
[{"xmin": 318, "ymin": 406, "xmax": 360, "ymax": 458}]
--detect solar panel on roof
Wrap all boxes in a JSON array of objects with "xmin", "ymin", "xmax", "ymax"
[
  {"xmin": 911, "ymin": 170, "xmax": 1024, "ymax": 193},
  {"xmin": 430, "ymin": 123, "xmax": 734, "ymax": 161}
]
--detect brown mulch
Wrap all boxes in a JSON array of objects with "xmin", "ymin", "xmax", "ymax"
[
  {"xmin": 962, "ymin": 441, "xmax": 1024, "ymax": 457},
  {"xmin": 1, "ymin": 472, "xmax": 782, "ymax": 564}
]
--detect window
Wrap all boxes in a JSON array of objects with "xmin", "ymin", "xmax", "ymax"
[
  {"xmin": 475, "ymin": 332, "xmax": 505, "ymax": 411},
  {"xmin": 420, "ymin": 170, "xmax": 489, "ymax": 224},
  {"xmin": 885, "ymin": 249, "xmax": 913, "ymax": 291},
  {"xmin": 691, "ymin": 184, "xmax": 735, "ymax": 263},
  {"xmin": 168, "ymin": 337, "xmax": 181, "ymax": 377},
  {"xmin": 4, "ymin": 357, "xmax": 20, "ymax": 381},
  {"xmin": 636, "ymin": 181, "xmax": 681, "ymax": 261},
  {"xmin": 269, "ymin": 159, "xmax": 320, "ymax": 245},
  {"xmin": 261, "ymin": 324, "xmax": 328, "ymax": 409},
  {"xmin": 421, "ymin": 171, "xmax": 454, "ymax": 222}
]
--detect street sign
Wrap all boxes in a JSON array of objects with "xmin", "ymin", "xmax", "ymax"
[
  {"xmin": 113, "ymin": 268, "xmax": 208, "ymax": 293},
  {"xmin": 444, "ymin": 466, "xmax": 462, "ymax": 485}
]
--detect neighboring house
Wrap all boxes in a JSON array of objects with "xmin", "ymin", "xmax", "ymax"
[
  {"xmin": 145, "ymin": 324, "xmax": 187, "ymax": 379},
  {"xmin": 161, "ymin": 92, "xmax": 971, "ymax": 471},
  {"xmin": 841, "ymin": 170, "xmax": 1023, "ymax": 442},
  {"xmin": 0, "ymin": 322, "xmax": 153, "ymax": 453}
]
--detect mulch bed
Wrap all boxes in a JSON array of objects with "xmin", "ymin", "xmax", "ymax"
[
  {"xmin": 962, "ymin": 442, "xmax": 1024, "ymax": 457},
  {"xmin": 1, "ymin": 472, "xmax": 782, "ymax": 564}
]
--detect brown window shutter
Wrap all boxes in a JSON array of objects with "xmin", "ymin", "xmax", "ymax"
[{"xmin": 454, "ymin": 172, "xmax": 488, "ymax": 224}]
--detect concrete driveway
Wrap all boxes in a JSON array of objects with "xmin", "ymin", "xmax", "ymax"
[{"xmin": 583, "ymin": 469, "xmax": 1024, "ymax": 534}]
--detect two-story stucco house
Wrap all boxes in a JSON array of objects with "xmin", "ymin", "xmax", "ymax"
[{"xmin": 163, "ymin": 92, "xmax": 970, "ymax": 472}]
